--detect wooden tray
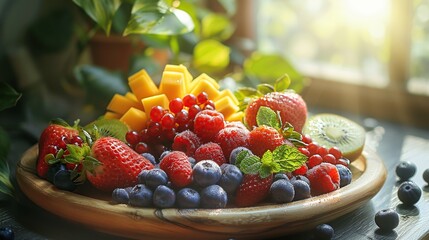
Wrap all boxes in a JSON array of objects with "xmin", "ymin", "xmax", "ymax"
[{"xmin": 16, "ymin": 145, "xmax": 386, "ymax": 240}]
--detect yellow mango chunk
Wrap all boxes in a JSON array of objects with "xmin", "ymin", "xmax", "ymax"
[
  {"xmin": 141, "ymin": 94, "xmax": 169, "ymax": 113},
  {"xmin": 124, "ymin": 92, "xmax": 144, "ymax": 111},
  {"xmin": 189, "ymin": 78, "xmax": 220, "ymax": 100},
  {"xmin": 214, "ymin": 96, "xmax": 240, "ymax": 120},
  {"xmin": 159, "ymin": 71, "xmax": 187, "ymax": 100},
  {"xmin": 215, "ymin": 89, "xmax": 239, "ymax": 106},
  {"xmin": 164, "ymin": 64, "xmax": 193, "ymax": 92},
  {"xmin": 226, "ymin": 111, "xmax": 244, "ymax": 122},
  {"xmin": 128, "ymin": 69, "xmax": 159, "ymax": 101},
  {"xmin": 107, "ymin": 94, "xmax": 141, "ymax": 115},
  {"xmin": 120, "ymin": 107, "xmax": 148, "ymax": 132},
  {"xmin": 104, "ymin": 111, "xmax": 121, "ymax": 120},
  {"xmin": 190, "ymin": 73, "xmax": 220, "ymax": 90}
]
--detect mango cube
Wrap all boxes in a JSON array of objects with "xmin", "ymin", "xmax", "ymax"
[
  {"xmin": 215, "ymin": 89, "xmax": 239, "ymax": 106},
  {"xmin": 214, "ymin": 96, "xmax": 240, "ymax": 120},
  {"xmin": 141, "ymin": 94, "xmax": 169, "ymax": 113},
  {"xmin": 190, "ymin": 73, "xmax": 220, "ymax": 90},
  {"xmin": 164, "ymin": 64, "xmax": 193, "ymax": 92},
  {"xmin": 104, "ymin": 111, "xmax": 121, "ymax": 120},
  {"xmin": 159, "ymin": 71, "xmax": 187, "ymax": 100},
  {"xmin": 189, "ymin": 79, "xmax": 220, "ymax": 100},
  {"xmin": 128, "ymin": 69, "xmax": 159, "ymax": 101},
  {"xmin": 107, "ymin": 94, "xmax": 141, "ymax": 115},
  {"xmin": 226, "ymin": 111, "xmax": 244, "ymax": 122},
  {"xmin": 120, "ymin": 107, "xmax": 148, "ymax": 132}
]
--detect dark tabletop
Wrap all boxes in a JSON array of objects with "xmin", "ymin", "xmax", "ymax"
[{"xmin": 1, "ymin": 108, "xmax": 429, "ymax": 240}]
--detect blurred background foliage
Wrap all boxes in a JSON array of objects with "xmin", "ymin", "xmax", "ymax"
[{"xmin": 0, "ymin": 0, "xmax": 304, "ymax": 145}]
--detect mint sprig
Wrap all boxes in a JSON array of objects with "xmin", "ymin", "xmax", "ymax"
[{"xmin": 238, "ymin": 145, "xmax": 307, "ymax": 178}]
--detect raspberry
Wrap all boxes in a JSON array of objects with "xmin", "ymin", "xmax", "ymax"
[
  {"xmin": 193, "ymin": 110, "xmax": 225, "ymax": 143},
  {"xmin": 159, "ymin": 151, "xmax": 193, "ymax": 187},
  {"xmin": 214, "ymin": 127, "xmax": 250, "ymax": 160},
  {"xmin": 172, "ymin": 130, "xmax": 201, "ymax": 157},
  {"xmin": 306, "ymin": 163, "xmax": 340, "ymax": 196},
  {"xmin": 248, "ymin": 125, "xmax": 284, "ymax": 157},
  {"xmin": 224, "ymin": 121, "xmax": 248, "ymax": 130},
  {"xmin": 194, "ymin": 142, "xmax": 227, "ymax": 166}
]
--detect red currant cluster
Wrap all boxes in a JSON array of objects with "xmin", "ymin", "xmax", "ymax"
[
  {"xmin": 126, "ymin": 92, "xmax": 215, "ymax": 156},
  {"xmin": 293, "ymin": 135, "xmax": 349, "ymax": 175}
]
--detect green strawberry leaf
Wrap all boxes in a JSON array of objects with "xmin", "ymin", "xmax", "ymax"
[
  {"xmin": 239, "ymin": 155, "xmax": 261, "ymax": 175},
  {"xmin": 274, "ymin": 74, "xmax": 291, "ymax": 92},
  {"xmin": 256, "ymin": 83, "xmax": 274, "ymax": 95},
  {"xmin": 83, "ymin": 156, "xmax": 102, "ymax": 175},
  {"xmin": 273, "ymin": 145, "xmax": 308, "ymax": 172},
  {"xmin": 64, "ymin": 144, "xmax": 91, "ymax": 164},
  {"xmin": 256, "ymin": 106, "xmax": 281, "ymax": 129}
]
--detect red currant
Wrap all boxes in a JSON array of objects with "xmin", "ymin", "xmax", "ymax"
[
  {"xmin": 307, "ymin": 154, "xmax": 323, "ymax": 168},
  {"xmin": 197, "ymin": 92, "xmax": 208, "ymax": 105},
  {"xmin": 150, "ymin": 106, "xmax": 164, "ymax": 122},
  {"xmin": 298, "ymin": 147, "xmax": 311, "ymax": 157},
  {"xmin": 328, "ymin": 147, "xmax": 342, "ymax": 159},
  {"xmin": 183, "ymin": 94, "xmax": 197, "ymax": 107},
  {"xmin": 126, "ymin": 130, "xmax": 141, "ymax": 145},
  {"xmin": 175, "ymin": 109, "xmax": 189, "ymax": 126},
  {"xmin": 135, "ymin": 142, "xmax": 149, "ymax": 154},
  {"xmin": 302, "ymin": 135, "xmax": 312, "ymax": 144},
  {"xmin": 161, "ymin": 113, "xmax": 175, "ymax": 129},
  {"xmin": 307, "ymin": 143, "xmax": 319, "ymax": 155},
  {"xmin": 317, "ymin": 147, "xmax": 328, "ymax": 157},
  {"xmin": 169, "ymin": 98, "xmax": 183, "ymax": 114},
  {"xmin": 139, "ymin": 129, "xmax": 150, "ymax": 143},
  {"xmin": 147, "ymin": 121, "xmax": 162, "ymax": 137},
  {"xmin": 205, "ymin": 100, "xmax": 215, "ymax": 109},
  {"xmin": 162, "ymin": 128, "xmax": 176, "ymax": 142},
  {"xmin": 188, "ymin": 104, "xmax": 201, "ymax": 120},
  {"xmin": 323, "ymin": 154, "xmax": 337, "ymax": 164}
]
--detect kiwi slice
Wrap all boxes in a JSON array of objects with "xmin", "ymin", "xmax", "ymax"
[
  {"xmin": 83, "ymin": 119, "xmax": 128, "ymax": 143},
  {"xmin": 303, "ymin": 114, "xmax": 366, "ymax": 161}
]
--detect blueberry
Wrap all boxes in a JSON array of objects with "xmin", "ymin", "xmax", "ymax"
[
  {"xmin": 218, "ymin": 164, "xmax": 243, "ymax": 194},
  {"xmin": 395, "ymin": 161, "xmax": 417, "ymax": 180},
  {"xmin": 0, "ymin": 226, "xmax": 14, "ymax": 240},
  {"xmin": 177, "ymin": 188, "xmax": 200, "ymax": 209},
  {"xmin": 53, "ymin": 169, "xmax": 76, "ymax": 191},
  {"xmin": 269, "ymin": 179, "xmax": 295, "ymax": 203},
  {"xmin": 159, "ymin": 150, "xmax": 171, "ymax": 162},
  {"xmin": 290, "ymin": 175, "xmax": 310, "ymax": 186},
  {"xmin": 129, "ymin": 184, "xmax": 153, "ymax": 207},
  {"xmin": 141, "ymin": 152, "xmax": 157, "ymax": 165},
  {"xmin": 291, "ymin": 179, "xmax": 311, "ymax": 201},
  {"xmin": 137, "ymin": 169, "xmax": 151, "ymax": 184},
  {"xmin": 314, "ymin": 224, "xmax": 334, "ymax": 240},
  {"xmin": 46, "ymin": 163, "xmax": 66, "ymax": 183},
  {"xmin": 153, "ymin": 185, "xmax": 176, "ymax": 208},
  {"xmin": 374, "ymin": 209, "xmax": 399, "ymax": 231},
  {"xmin": 397, "ymin": 181, "xmax": 421, "ymax": 205},
  {"xmin": 188, "ymin": 157, "xmax": 196, "ymax": 168},
  {"xmin": 336, "ymin": 164, "xmax": 352, "ymax": 187},
  {"xmin": 193, "ymin": 160, "xmax": 222, "ymax": 187},
  {"xmin": 229, "ymin": 147, "xmax": 252, "ymax": 165},
  {"xmin": 274, "ymin": 173, "xmax": 289, "ymax": 182},
  {"xmin": 112, "ymin": 188, "xmax": 129, "ymax": 204},
  {"xmin": 200, "ymin": 185, "xmax": 228, "ymax": 209},
  {"xmin": 145, "ymin": 169, "xmax": 168, "ymax": 189},
  {"xmin": 423, "ymin": 169, "xmax": 429, "ymax": 184}
]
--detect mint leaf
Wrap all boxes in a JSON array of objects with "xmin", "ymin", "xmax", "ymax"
[
  {"xmin": 235, "ymin": 149, "xmax": 250, "ymax": 166},
  {"xmin": 260, "ymin": 150, "xmax": 281, "ymax": 177},
  {"xmin": 256, "ymin": 106, "xmax": 281, "ymax": 129},
  {"xmin": 259, "ymin": 164, "xmax": 273, "ymax": 178},
  {"xmin": 273, "ymin": 145, "xmax": 308, "ymax": 172},
  {"xmin": 261, "ymin": 150, "xmax": 273, "ymax": 165},
  {"xmin": 239, "ymin": 155, "xmax": 261, "ymax": 175},
  {"xmin": 257, "ymin": 83, "xmax": 274, "ymax": 95},
  {"xmin": 274, "ymin": 74, "xmax": 291, "ymax": 92}
]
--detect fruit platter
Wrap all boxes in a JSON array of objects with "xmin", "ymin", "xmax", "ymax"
[{"xmin": 16, "ymin": 64, "xmax": 386, "ymax": 239}]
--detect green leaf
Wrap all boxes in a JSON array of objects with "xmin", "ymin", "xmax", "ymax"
[
  {"xmin": 256, "ymin": 84, "xmax": 274, "ymax": 95},
  {"xmin": 256, "ymin": 106, "xmax": 281, "ymax": 129},
  {"xmin": 259, "ymin": 164, "xmax": 273, "ymax": 179},
  {"xmin": 239, "ymin": 155, "xmax": 261, "ymax": 175},
  {"xmin": 274, "ymin": 74, "xmax": 291, "ymax": 92},
  {"xmin": 217, "ymin": 0, "xmax": 237, "ymax": 16},
  {"xmin": 0, "ymin": 82, "xmax": 21, "ymax": 111},
  {"xmin": 73, "ymin": 0, "xmax": 121, "ymax": 35},
  {"xmin": 124, "ymin": 0, "xmax": 194, "ymax": 36},
  {"xmin": 235, "ymin": 149, "xmax": 250, "ymax": 166},
  {"xmin": 201, "ymin": 13, "xmax": 234, "ymax": 41},
  {"xmin": 64, "ymin": 144, "xmax": 91, "ymax": 164},
  {"xmin": 260, "ymin": 150, "xmax": 273, "ymax": 165},
  {"xmin": 272, "ymin": 145, "xmax": 308, "ymax": 172},
  {"xmin": 193, "ymin": 39, "xmax": 230, "ymax": 73},
  {"xmin": 0, "ymin": 128, "xmax": 14, "ymax": 198}
]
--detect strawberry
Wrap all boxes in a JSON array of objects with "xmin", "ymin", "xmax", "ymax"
[
  {"xmin": 235, "ymin": 174, "xmax": 273, "ymax": 207},
  {"xmin": 248, "ymin": 125, "xmax": 284, "ymax": 157},
  {"xmin": 159, "ymin": 151, "xmax": 193, "ymax": 187},
  {"xmin": 37, "ymin": 119, "xmax": 79, "ymax": 178},
  {"xmin": 244, "ymin": 91, "xmax": 307, "ymax": 133},
  {"xmin": 86, "ymin": 136, "xmax": 154, "ymax": 192}
]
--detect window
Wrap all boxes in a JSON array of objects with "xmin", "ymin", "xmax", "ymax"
[{"xmin": 234, "ymin": 0, "xmax": 429, "ymax": 127}]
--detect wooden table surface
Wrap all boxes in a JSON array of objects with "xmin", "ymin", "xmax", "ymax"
[{"xmin": 2, "ymin": 109, "xmax": 429, "ymax": 240}]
